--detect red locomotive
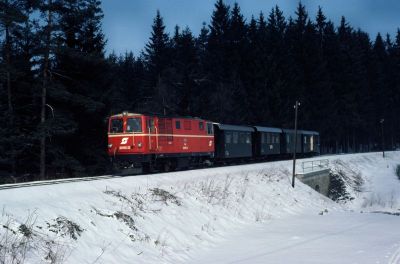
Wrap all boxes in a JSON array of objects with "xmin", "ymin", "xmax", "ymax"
[{"xmin": 108, "ymin": 112, "xmax": 215, "ymax": 172}]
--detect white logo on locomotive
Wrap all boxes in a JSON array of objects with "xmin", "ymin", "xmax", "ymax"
[{"xmin": 120, "ymin": 137, "xmax": 129, "ymax": 145}]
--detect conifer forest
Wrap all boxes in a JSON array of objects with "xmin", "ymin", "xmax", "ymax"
[{"xmin": 1, "ymin": 0, "xmax": 400, "ymax": 180}]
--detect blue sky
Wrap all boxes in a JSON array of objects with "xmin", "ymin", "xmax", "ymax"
[{"xmin": 101, "ymin": 0, "xmax": 400, "ymax": 56}]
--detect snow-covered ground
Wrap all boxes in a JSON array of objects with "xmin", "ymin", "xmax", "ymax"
[{"xmin": 1, "ymin": 152, "xmax": 399, "ymax": 263}]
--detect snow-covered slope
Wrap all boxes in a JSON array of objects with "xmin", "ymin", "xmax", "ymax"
[{"xmin": 1, "ymin": 152, "xmax": 399, "ymax": 263}]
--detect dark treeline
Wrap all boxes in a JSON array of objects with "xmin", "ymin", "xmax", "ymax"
[{"xmin": 1, "ymin": 0, "xmax": 400, "ymax": 181}]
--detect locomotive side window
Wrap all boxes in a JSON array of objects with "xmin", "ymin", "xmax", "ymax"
[
  {"xmin": 176, "ymin": 120, "xmax": 181, "ymax": 129},
  {"xmin": 207, "ymin": 123, "xmax": 213, "ymax": 134},
  {"xmin": 199, "ymin": 121, "xmax": 204, "ymax": 130},
  {"xmin": 126, "ymin": 117, "xmax": 142, "ymax": 132},
  {"xmin": 110, "ymin": 118, "xmax": 123, "ymax": 133},
  {"xmin": 184, "ymin": 120, "xmax": 191, "ymax": 130},
  {"xmin": 147, "ymin": 118, "xmax": 155, "ymax": 133}
]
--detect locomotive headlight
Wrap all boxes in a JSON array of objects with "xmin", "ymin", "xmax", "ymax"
[
  {"xmin": 108, "ymin": 144, "xmax": 113, "ymax": 149},
  {"xmin": 138, "ymin": 142, "xmax": 142, "ymax": 148}
]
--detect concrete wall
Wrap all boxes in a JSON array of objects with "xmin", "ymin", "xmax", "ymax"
[{"xmin": 297, "ymin": 169, "xmax": 331, "ymax": 196}]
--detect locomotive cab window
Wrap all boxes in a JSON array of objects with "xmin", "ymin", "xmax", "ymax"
[
  {"xmin": 126, "ymin": 117, "xmax": 142, "ymax": 133},
  {"xmin": 199, "ymin": 122, "xmax": 204, "ymax": 130},
  {"xmin": 176, "ymin": 120, "xmax": 181, "ymax": 129},
  {"xmin": 110, "ymin": 118, "xmax": 123, "ymax": 133}
]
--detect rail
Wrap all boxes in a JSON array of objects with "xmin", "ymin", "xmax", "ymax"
[
  {"xmin": 301, "ymin": 159, "xmax": 329, "ymax": 173},
  {"xmin": 0, "ymin": 175, "xmax": 119, "ymax": 191}
]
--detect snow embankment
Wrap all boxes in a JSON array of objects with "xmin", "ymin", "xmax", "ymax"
[{"xmin": 0, "ymin": 151, "xmax": 399, "ymax": 263}]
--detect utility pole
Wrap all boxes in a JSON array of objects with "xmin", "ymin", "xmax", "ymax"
[
  {"xmin": 380, "ymin": 119, "xmax": 385, "ymax": 158},
  {"xmin": 292, "ymin": 100, "xmax": 300, "ymax": 188}
]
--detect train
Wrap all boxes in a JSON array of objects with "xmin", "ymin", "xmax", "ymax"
[{"xmin": 107, "ymin": 112, "xmax": 320, "ymax": 173}]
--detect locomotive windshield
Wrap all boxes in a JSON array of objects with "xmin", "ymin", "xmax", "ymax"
[
  {"xmin": 126, "ymin": 117, "xmax": 142, "ymax": 132},
  {"xmin": 110, "ymin": 118, "xmax": 123, "ymax": 133}
]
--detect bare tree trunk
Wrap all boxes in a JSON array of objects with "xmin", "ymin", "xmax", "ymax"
[
  {"xmin": 40, "ymin": 0, "xmax": 53, "ymax": 180},
  {"xmin": 5, "ymin": 0, "xmax": 16, "ymax": 176}
]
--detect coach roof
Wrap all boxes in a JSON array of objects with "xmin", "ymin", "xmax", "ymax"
[
  {"xmin": 214, "ymin": 123, "xmax": 254, "ymax": 132},
  {"xmin": 254, "ymin": 126, "xmax": 282, "ymax": 133}
]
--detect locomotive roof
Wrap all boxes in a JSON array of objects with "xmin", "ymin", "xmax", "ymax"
[
  {"xmin": 110, "ymin": 112, "xmax": 142, "ymax": 118},
  {"xmin": 109, "ymin": 112, "xmax": 210, "ymax": 121},
  {"xmin": 214, "ymin": 123, "xmax": 254, "ymax": 132},
  {"xmin": 254, "ymin": 126, "xmax": 282, "ymax": 133}
]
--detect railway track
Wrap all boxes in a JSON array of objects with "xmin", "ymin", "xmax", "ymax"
[
  {"xmin": 0, "ymin": 151, "xmax": 345, "ymax": 191},
  {"xmin": 0, "ymin": 156, "xmax": 312, "ymax": 191},
  {"xmin": 0, "ymin": 175, "xmax": 121, "ymax": 191}
]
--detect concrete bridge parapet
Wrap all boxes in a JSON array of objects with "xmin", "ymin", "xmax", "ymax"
[{"xmin": 297, "ymin": 159, "xmax": 331, "ymax": 196}]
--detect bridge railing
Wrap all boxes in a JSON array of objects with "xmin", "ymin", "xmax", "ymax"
[{"xmin": 301, "ymin": 159, "xmax": 329, "ymax": 173}]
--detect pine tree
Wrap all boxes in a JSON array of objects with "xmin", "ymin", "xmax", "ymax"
[
  {"xmin": 50, "ymin": 0, "xmax": 109, "ymax": 177},
  {"xmin": 144, "ymin": 10, "xmax": 170, "ymax": 83},
  {"xmin": 207, "ymin": 0, "xmax": 230, "ymax": 80},
  {"xmin": 0, "ymin": 0, "xmax": 35, "ymax": 178},
  {"xmin": 316, "ymin": 6, "xmax": 326, "ymax": 47},
  {"xmin": 143, "ymin": 10, "xmax": 171, "ymax": 114}
]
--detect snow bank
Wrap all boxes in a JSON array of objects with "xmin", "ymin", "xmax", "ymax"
[{"xmin": 1, "ymin": 151, "xmax": 399, "ymax": 263}]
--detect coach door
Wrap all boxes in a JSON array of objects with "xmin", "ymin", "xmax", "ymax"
[{"xmin": 147, "ymin": 117, "xmax": 158, "ymax": 151}]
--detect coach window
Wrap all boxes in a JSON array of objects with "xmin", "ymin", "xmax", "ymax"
[
  {"xmin": 233, "ymin": 132, "xmax": 239, "ymax": 144},
  {"xmin": 176, "ymin": 120, "xmax": 181, "ymax": 129},
  {"xmin": 225, "ymin": 132, "xmax": 232, "ymax": 144},
  {"xmin": 199, "ymin": 121, "xmax": 204, "ymax": 130},
  {"xmin": 246, "ymin": 134, "xmax": 251, "ymax": 144},
  {"xmin": 126, "ymin": 117, "xmax": 142, "ymax": 133},
  {"xmin": 110, "ymin": 118, "xmax": 123, "ymax": 133},
  {"xmin": 261, "ymin": 133, "xmax": 265, "ymax": 144},
  {"xmin": 207, "ymin": 123, "xmax": 213, "ymax": 134},
  {"xmin": 238, "ymin": 133, "xmax": 243, "ymax": 143}
]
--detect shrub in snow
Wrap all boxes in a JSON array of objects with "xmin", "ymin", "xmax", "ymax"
[
  {"xmin": 396, "ymin": 165, "xmax": 400, "ymax": 180},
  {"xmin": 328, "ymin": 171, "xmax": 354, "ymax": 202},
  {"xmin": 46, "ymin": 216, "xmax": 84, "ymax": 240},
  {"xmin": 0, "ymin": 213, "xmax": 74, "ymax": 264}
]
